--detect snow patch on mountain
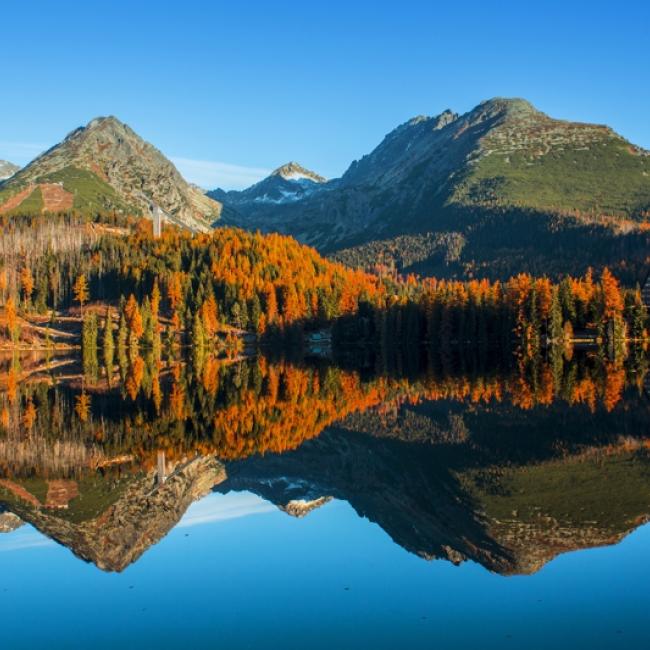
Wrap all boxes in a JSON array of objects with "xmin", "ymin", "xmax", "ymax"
[{"xmin": 210, "ymin": 161, "xmax": 328, "ymax": 208}]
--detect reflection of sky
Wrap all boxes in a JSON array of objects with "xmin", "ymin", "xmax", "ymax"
[
  {"xmin": 0, "ymin": 491, "xmax": 276, "ymax": 550},
  {"xmin": 0, "ymin": 527, "xmax": 54, "ymax": 552},
  {"xmin": 0, "ymin": 493, "xmax": 648, "ymax": 649},
  {"xmin": 177, "ymin": 491, "xmax": 277, "ymax": 527}
]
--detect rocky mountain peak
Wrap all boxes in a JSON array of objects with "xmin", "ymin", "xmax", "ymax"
[
  {"xmin": 0, "ymin": 511, "xmax": 23, "ymax": 533},
  {"xmin": 404, "ymin": 110, "xmax": 458, "ymax": 131},
  {"xmin": 81, "ymin": 114, "xmax": 122, "ymax": 132},
  {"xmin": 61, "ymin": 115, "xmax": 151, "ymax": 151},
  {"xmin": 407, "ymin": 115, "xmax": 429, "ymax": 126},
  {"xmin": 207, "ymin": 161, "xmax": 327, "ymax": 210},
  {"xmin": 0, "ymin": 159, "xmax": 19, "ymax": 181},
  {"xmin": 2, "ymin": 456, "xmax": 226, "ymax": 572},
  {"xmin": 1, "ymin": 115, "xmax": 222, "ymax": 230},
  {"xmin": 433, "ymin": 109, "xmax": 458, "ymax": 129},
  {"xmin": 278, "ymin": 496, "xmax": 333, "ymax": 518},
  {"xmin": 221, "ymin": 96, "xmax": 650, "ymax": 269},
  {"xmin": 477, "ymin": 97, "xmax": 539, "ymax": 117},
  {"xmin": 457, "ymin": 97, "xmax": 544, "ymax": 134},
  {"xmin": 271, "ymin": 162, "xmax": 326, "ymax": 183},
  {"xmin": 87, "ymin": 114, "xmax": 121, "ymax": 128},
  {"xmin": 58, "ymin": 115, "xmax": 129, "ymax": 148}
]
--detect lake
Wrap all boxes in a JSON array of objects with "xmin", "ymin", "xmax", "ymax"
[{"xmin": 0, "ymin": 351, "xmax": 649, "ymax": 649}]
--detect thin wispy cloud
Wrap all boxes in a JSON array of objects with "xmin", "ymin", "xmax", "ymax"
[
  {"xmin": 178, "ymin": 491, "xmax": 276, "ymax": 528},
  {"xmin": 0, "ymin": 530, "xmax": 54, "ymax": 552},
  {"xmin": 0, "ymin": 141, "xmax": 47, "ymax": 166},
  {"xmin": 171, "ymin": 157, "xmax": 270, "ymax": 191}
]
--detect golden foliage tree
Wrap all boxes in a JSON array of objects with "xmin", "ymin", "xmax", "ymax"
[{"xmin": 73, "ymin": 274, "xmax": 89, "ymax": 317}]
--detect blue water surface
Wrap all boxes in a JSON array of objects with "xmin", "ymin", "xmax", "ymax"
[{"xmin": 0, "ymin": 491, "xmax": 648, "ymax": 650}]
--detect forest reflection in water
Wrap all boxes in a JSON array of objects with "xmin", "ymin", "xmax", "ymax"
[{"xmin": 0, "ymin": 348, "xmax": 649, "ymax": 575}]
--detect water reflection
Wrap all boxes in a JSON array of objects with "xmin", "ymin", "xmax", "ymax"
[{"xmin": 0, "ymin": 351, "xmax": 649, "ymax": 574}]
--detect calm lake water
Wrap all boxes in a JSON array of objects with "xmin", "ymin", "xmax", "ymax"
[{"xmin": 0, "ymin": 351, "xmax": 649, "ymax": 649}]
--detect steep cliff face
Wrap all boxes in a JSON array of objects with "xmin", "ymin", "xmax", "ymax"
[
  {"xmin": 2, "ymin": 456, "xmax": 226, "ymax": 571},
  {"xmin": 0, "ymin": 116, "xmax": 223, "ymax": 230}
]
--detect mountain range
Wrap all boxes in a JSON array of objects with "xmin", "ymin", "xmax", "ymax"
[
  {"xmin": 223, "ymin": 98, "xmax": 650, "ymax": 242},
  {"xmin": 1, "ymin": 98, "xmax": 649, "ymax": 279},
  {"xmin": 216, "ymin": 98, "xmax": 650, "ymax": 279}
]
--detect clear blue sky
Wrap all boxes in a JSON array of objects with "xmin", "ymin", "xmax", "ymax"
[{"xmin": 2, "ymin": 0, "xmax": 648, "ymax": 189}]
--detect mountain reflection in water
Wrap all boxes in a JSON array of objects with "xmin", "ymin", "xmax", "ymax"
[{"xmin": 0, "ymin": 351, "xmax": 649, "ymax": 575}]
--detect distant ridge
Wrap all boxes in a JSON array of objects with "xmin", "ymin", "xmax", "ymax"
[{"xmin": 208, "ymin": 160, "xmax": 326, "ymax": 210}]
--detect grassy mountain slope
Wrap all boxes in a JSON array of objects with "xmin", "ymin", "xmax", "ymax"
[{"xmin": 452, "ymin": 99, "xmax": 649, "ymax": 215}]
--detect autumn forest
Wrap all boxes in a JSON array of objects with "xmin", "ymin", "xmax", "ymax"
[{"xmin": 0, "ymin": 213, "xmax": 647, "ymax": 366}]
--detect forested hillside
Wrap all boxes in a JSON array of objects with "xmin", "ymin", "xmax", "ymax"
[
  {"xmin": 0, "ymin": 215, "xmax": 646, "ymax": 359},
  {"xmin": 0, "ymin": 216, "xmax": 383, "ymax": 344}
]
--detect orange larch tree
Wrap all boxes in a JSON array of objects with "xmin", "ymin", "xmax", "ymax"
[
  {"xmin": 73, "ymin": 274, "xmax": 89, "ymax": 317},
  {"xmin": 20, "ymin": 267, "xmax": 34, "ymax": 309}
]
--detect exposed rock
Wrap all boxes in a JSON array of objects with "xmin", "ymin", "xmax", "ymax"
[
  {"xmin": 0, "ymin": 511, "xmax": 23, "ymax": 533},
  {"xmin": 486, "ymin": 516, "xmax": 650, "ymax": 575},
  {"xmin": 271, "ymin": 161, "xmax": 326, "ymax": 183},
  {"xmin": 278, "ymin": 496, "xmax": 333, "ymax": 518}
]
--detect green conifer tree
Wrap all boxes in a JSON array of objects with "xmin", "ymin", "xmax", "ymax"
[
  {"xmin": 549, "ymin": 287, "xmax": 563, "ymax": 344},
  {"xmin": 102, "ymin": 307, "xmax": 115, "ymax": 372},
  {"xmin": 82, "ymin": 312, "xmax": 99, "ymax": 379},
  {"xmin": 192, "ymin": 310, "xmax": 206, "ymax": 370}
]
